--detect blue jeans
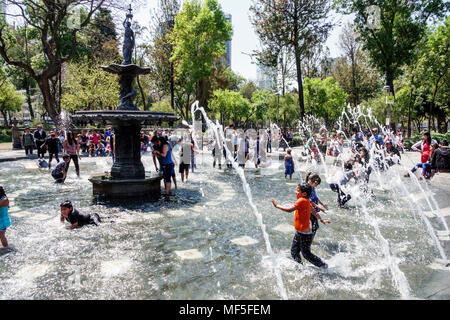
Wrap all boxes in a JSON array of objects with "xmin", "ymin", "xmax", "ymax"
[{"xmin": 411, "ymin": 163, "xmax": 431, "ymax": 176}]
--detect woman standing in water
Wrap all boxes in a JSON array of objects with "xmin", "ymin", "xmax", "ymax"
[{"xmin": 64, "ymin": 131, "xmax": 81, "ymax": 178}]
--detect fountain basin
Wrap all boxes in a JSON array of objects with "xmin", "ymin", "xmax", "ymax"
[
  {"xmin": 89, "ymin": 172, "xmax": 163, "ymax": 200},
  {"xmin": 71, "ymin": 110, "xmax": 178, "ymax": 126}
]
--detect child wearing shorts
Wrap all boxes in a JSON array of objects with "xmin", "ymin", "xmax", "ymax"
[{"xmin": 0, "ymin": 186, "xmax": 11, "ymax": 251}]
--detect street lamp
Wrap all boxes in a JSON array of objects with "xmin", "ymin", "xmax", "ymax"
[{"xmin": 275, "ymin": 90, "xmax": 281, "ymax": 127}]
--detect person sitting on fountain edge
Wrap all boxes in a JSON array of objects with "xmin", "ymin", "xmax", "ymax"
[
  {"xmin": 152, "ymin": 136, "xmax": 176, "ymax": 197},
  {"xmin": 271, "ymin": 183, "xmax": 328, "ymax": 269},
  {"xmin": 431, "ymin": 140, "xmax": 450, "ymax": 175},
  {"xmin": 60, "ymin": 201, "xmax": 101, "ymax": 229},
  {"xmin": 51, "ymin": 155, "xmax": 71, "ymax": 183}
]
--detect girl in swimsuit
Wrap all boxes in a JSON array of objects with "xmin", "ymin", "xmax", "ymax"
[{"xmin": 0, "ymin": 186, "xmax": 11, "ymax": 251}]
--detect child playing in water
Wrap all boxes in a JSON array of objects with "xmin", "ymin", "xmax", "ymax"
[
  {"xmin": 306, "ymin": 172, "xmax": 330, "ymax": 241},
  {"xmin": 284, "ymin": 149, "xmax": 295, "ymax": 180},
  {"xmin": 0, "ymin": 186, "xmax": 11, "ymax": 251},
  {"xmin": 60, "ymin": 200, "xmax": 101, "ymax": 229},
  {"xmin": 329, "ymin": 162, "xmax": 357, "ymax": 207},
  {"xmin": 51, "ymin": 155, "xmax": 70, "ymax": 183},
  {"xmin": 272, "ymin": 183, "xmax": 328, "ymax": 268}
]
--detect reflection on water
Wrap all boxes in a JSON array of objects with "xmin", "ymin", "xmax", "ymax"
[{"xmin": 0, "ymin": 153, "xmax": 446, "ymax": 299}]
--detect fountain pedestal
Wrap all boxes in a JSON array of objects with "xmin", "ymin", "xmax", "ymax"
[
  {"xmin": 71, "ymin": 64, "xmax": 178, "ymax": 200},
  {"xmin": 110, "ymin": 119, "xmax": 145, "ymax": 179}
]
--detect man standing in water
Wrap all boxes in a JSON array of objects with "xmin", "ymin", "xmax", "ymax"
[
  {"xmin": 34, "ymin": 125, "xmax": 47, "ymax": 159},
  {"xmin": 22, "ymin": 127, "xmax": 35, "ymax": 157},
  {"xmin": 41, "ymin": 131, "xmax": 60, "ymax": 170},
  {"xmin": 152, "ymin": 136, "xmax": 175, "ymax": 197}
]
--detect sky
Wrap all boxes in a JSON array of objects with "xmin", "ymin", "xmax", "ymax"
[{"xmin": 134, "ymin": 0, "xmax": 354, "ymax": 81}]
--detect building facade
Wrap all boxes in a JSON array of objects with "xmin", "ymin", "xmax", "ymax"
[
  {"xmin": 225, "ymin": 14, "xmax": 231, "ymax": 67},
  {"xmin": 256, "ymin": 64, "xmax": 277, "ymax": 90}
]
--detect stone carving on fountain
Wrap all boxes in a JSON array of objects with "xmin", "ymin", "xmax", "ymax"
[{"xmin": 71, "ymin": 5, "xmax": 178, "ymax": 200}]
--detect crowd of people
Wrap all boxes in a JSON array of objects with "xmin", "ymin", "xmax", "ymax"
[
  {"xmin": 21, "ymin": 126, "xmax": 115, "ymax": 161},
  {"xmin": 2, "ymin": 123, "xmax": 448, "ymax": 270}
]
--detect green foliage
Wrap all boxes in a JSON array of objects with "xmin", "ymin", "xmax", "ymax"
[
  {"xmin": 83, "ymin": 7, "xmax": 120, "ymax": 62},
  {"xmin": 413, "ymin": 17, "xmax": 450, "ymax": 132},
  {"xmin": 303, "ymin": 77, "xmax": 347, "ymax": 126},
  {"xmin": 250, "ymin": 89, "xmax": 275, "ymax": 123},
  {"xmin": 209, "ymin": 89, "xmax": 251, "ymax": 124},
  {"xmin": 239, "ymin": 81, "xmax": 258, "ymax": 100},
  {"xmin": 0, "ymin": 78, "xmax": 25, "ymax": 120},
  {"xmin": 61, "ymin": 60, "xmax": 120, "ymax": 112},
  {"xmin": 170, "ymin": 0, "xmax": 233, "ymax": 101},
  {"xmin": 0, "ymin": 128, "xmax": 11, "ymax": 142},
  {"xmin": 250, "ymin": 0, "xmax": 333, "ymax": 120},
  {"xmin": 151, "ymin": 98, "xmax": 175, "ymax": 113},
  {"xmin": 334, "ymin": 0, "xmax": 448, "ymax": 92}
]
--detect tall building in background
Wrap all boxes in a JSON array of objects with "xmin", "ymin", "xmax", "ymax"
[
  {"xmin": 224, "ymin": 14, "xmax": 232, "ymax": 67},
  {"xmin": 257, "ymin": 64, "xmax": 277, "ymax": 90}
]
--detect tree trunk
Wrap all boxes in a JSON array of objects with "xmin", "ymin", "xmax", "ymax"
[
  {"xmin": 351, "ymin": 51, "xmax": 358, "ymax": 107},
  {"xmin": 37, "ymin": 77, "xmax": 61, "ymax": 128},
  {"xmin": 1, "ymin": 110, "xmax": 8, "ymax": 126},
  {"xmin": 292, "ymin": 6, "xmax": 305, "ymax": 122},
  {"xmin": 437, "ymin": 112, "xmax": 446, "ymax": 133},
  {"xmin": 386, "ymin": 67, "xmax": 395, "ymax": 98},
  {"xmin": 185, "ymin": 93, "xmax": 191, "ymax": 121},
  {"xmin": 407, "ymin": 78, "xmax": 413, "ymax": 138},
  {"xmin": 25, "ymin": 84, "xmax": 34, "ymax": 120},
  {"xmin": 294, "ymin": 48, "xmax": 305, "ymax": 122},
  {"xmin": 429, "ymin": 81, "xmax": 440, "ymax": 132}
]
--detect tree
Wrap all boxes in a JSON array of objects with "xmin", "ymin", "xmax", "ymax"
[
  {"xmin": 0, "ymin": 78, "xmax": 25, "ymax": 125},
  {"xmin": 335, "ymin": 0, "xmax": 448, "ymax": 97},
  {"xmin": 0, "ymin": 0, "xmax": 122, "ymax": 127},
  {"xmin": 83, "ymin": 7, "xmax": 120, "ymax": 62},
  {"xmin": 240, "ymin": 80, "xmax": 258, "ymax": 101},
  {"xmin": 250, "ymin": 89, "xmax": 275, "ymax": 126},
  {"xmin": 61, "ymin": 59, "xmax": 119, "ymax": 112},
  {"xmin": 332, "ymin": 24, "xmax": 381, "ymax": 107},
  {"xmin": 170, "ymin": 0, "xmax": 232, "ymax": 109},
  {"xmin": 146, "ymin": 0, "xmax": 181, "ymax": 110},
  {"xmin": 250, "ymin": 0, "xmax": 333, "ymax": 121},
  {"xmin": 416, "ymin": 17, "xmax": 449, "ymax": 132},
  {"xmin": 303, "ymin": 77, "xmax": 347, "ymax": 128},
  {"xmin": 209, "ymin": 89, "xmax": 250, "ymax": 126},
  {"xmin": 3, "ymin": 24, "xmax": 40, "ymax": 120}
]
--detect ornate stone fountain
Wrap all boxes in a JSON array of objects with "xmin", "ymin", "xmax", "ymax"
[{"xmin": 71, "ymin": 6, "xmax": 177, "ymax": 200}]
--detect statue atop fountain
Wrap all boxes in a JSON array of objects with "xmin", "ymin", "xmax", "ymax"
[
  {"xmin": 122, "ymin": 5, "xmax": 135, "ymax": 65},
  {"xmin": 71, "ymin": 5, "xmax": 178, "ymax": 200}
]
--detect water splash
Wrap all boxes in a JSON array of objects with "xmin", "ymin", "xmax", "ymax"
[{"xmin": 191, "ymin": 101, "xmax": 288, "ymax": 300}]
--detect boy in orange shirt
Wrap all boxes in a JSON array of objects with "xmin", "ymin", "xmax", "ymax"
[{"xmin": 272, "ymin": 183, "xmax": 329, "ymax": 268}]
